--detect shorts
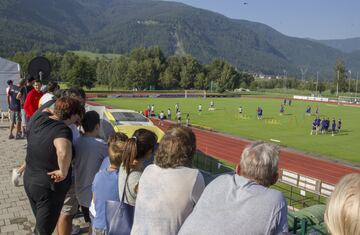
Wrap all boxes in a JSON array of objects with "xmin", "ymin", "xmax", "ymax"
[
  {"xmin": 10, "ymin": 110, "xmax": 21, "ymax": 123},
  {"xmin": 61, "ymin": 183, "xmax": 79, "ymax": 216},
  {"xmin": 21, "ymin": 109, "xmax": 27, "ymax": 126}
]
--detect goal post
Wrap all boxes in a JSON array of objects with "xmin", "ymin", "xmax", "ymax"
[{"xmin": 184, "ymin": 90, "xmax": 207, "ymax": 99}]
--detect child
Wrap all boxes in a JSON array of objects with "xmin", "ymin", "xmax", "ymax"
[
  {"xmin": 99, "ymin": 132, "xmax": 129, "ymax": 170},
  {"xmin": 288, "ymin": 99, "xmax": 292, "ymax": 106},
  {"xmin": 311, "ymin": 118, "xmax": 317, "ymax": 135},
  {"xmin": 118, "ymin": 129, "xmax": 157, "ymax": 206},
  {"xmin": 257, "ymin": 107, "xmax": 263, "ymax": 119},
  {"xmin": 306, "ymin": 105, "xmax": 311, "ymax": 115},
  {"xmin": 91, "ymin": 140, "xmax": 125, "ymax": 234},
  {"xmin": 198, "ymin": 104, "xmax": 202, "ymax": 114},
  {"xmin": 186, "ymin": 113, "xmax": 190, "ymax": 126},
  {"xmin": 239, "ymin": 106, "xmax": 243, "ymax": 115},
  {"xmin": 175, "ymin": 103, "xmax": 179, "ymax": 113}
]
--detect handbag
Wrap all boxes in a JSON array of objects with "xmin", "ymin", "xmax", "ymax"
[{"xmin": 105, "ymin": 171, "xmax": 135, "ymax": 235}]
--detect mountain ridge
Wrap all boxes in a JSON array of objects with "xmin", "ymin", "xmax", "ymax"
[{"xmin": 1, "ymin": 0, "xmax": 359, "ymax": 78}]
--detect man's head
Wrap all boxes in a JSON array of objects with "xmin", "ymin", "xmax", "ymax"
[
  {"xmin": 81, "ymin": 111, "xmax": 100, "ymax": 134},
  {"xmin": 7, "ymin": 80, "xmax": 13, "ymax": 86},
  {"xmin": 33, "ymin": 79, "xmax": 42, "ymax": 92},
  {"xmin": 27, "ymin": 76, "xmax": 35, "ymax": 86},
  {"xmin": 236, "ymin": 141, "xmax": 279, "ymax": 187}
]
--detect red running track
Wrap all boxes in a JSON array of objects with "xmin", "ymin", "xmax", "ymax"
[
  {"xmin": 153, "ymin": 119, "xmax": 360, "ymax": 185},
  {"xmin": 86, "ymin": 101, "xmax": 359, "ymax": 185}
]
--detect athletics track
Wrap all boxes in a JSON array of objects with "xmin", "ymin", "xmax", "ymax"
[
  {"xmin": 152, "ymin": 119, "xmax": 360, "ymax": 185},
  {"xmin": 87, "ymin": 100, "xmax": 360, "ymax": 186}
]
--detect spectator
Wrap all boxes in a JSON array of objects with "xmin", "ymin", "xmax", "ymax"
[
  {"xmin": 118, "ymin": 129, "xmax": 157, "ymax": 206},
  {"xmin": 73, "ymin": 111, "xmax": 108, "ymax": 227},
  {"xmin": 39, "ymin": 81, "xmax": 59, "ymax": 107},
  {"xmin": 178, "ymin": 141, "xmax": 288, "ymax": 235},
  {"xmin": 91, "ymin": 140, "xmax": 126, "ymax": 234},
  {"xmin": 24, "ymin": 79, "xmax": 43, "ymax": 119},
  {"xmin": 23, "ymin": 97, "xmax": 83, "ymax": 235},
  {"xmin": 16, "ymin": 78, "xmax": 27, "ymax": 138},
  {"xmin": 324, "ymin": 173, "xmax": 360, "ymax": 235},
  {"xmin": 6, "ymin": 79, "xmax": 22, "ymax": 139},
  {"xmin": 99, "ymin": 132, "xmax": 129, "ymax": 170},
  {"xmin": 131, "ymin": 125, "xmax": 205, "ymax": 235}
]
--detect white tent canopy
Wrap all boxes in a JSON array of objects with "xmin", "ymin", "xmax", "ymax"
[{"xmin": 0, "ymin": 57, "xmax": 20, "ymax": 111}]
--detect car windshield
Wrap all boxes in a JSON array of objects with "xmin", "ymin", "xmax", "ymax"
[{"xmin": 111, "ymin": 112, "xmax": 148, "ymax": 123}]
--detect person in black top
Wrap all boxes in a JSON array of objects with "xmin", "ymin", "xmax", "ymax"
[
  {"xmin": 23, "ymin": 97, "xmax": 84, "ymax": 235},
  {"xmin": 6, "ymin": 80, "xmax": 22, "ymax": 139}
]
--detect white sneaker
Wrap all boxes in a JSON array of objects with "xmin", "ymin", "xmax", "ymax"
[
  {"xmin": 11, "ymin": 168, "xmax": 21, "ymax": 186},
  {"xmin": 71, "ymin": 224, "xmax": 80, "ymax": 235}
]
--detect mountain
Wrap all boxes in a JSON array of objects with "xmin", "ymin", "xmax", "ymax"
[
  {"xmin": 1, "ymin": 0, "xmax": 359, "ymax": 78},
  {"xmin": 314, "ymin": 37, "xmax": 360, "ymax": 53}
]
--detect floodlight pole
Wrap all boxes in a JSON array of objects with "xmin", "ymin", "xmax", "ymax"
[
  {"xmin": 348, "ymin": 70, "xmax": 352, "ymax": 93},
  {"xmin": 336, "ymin": 70, "xmax": 339, "ymax": 97},
  {"xmin": 283, "ymin": 70, "xmax": 286, "ymax": 90},
  {"xmin": 316, "ymin": 72, "xmax": 319, "ymax": 95}
]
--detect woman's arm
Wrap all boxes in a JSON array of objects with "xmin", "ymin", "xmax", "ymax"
[{"xmin": 47, "ymin": 137, "xmax": 72, "ymax": 182}]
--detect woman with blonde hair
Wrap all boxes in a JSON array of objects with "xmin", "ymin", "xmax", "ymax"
[{"xmin": 324, "ymin": 173, "xmax": 360, "ymax": 235}]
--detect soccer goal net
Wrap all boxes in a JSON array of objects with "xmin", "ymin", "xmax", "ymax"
[
  {"xmin": 338, "ymin": 96, "xmax": 360, "ymax": 104},
  {"xmin": 184, "ymin": 90, "xmax": 207, "ymax": 98}
]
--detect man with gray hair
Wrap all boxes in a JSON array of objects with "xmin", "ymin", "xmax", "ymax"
[{"xmin": 178, "ymin": 141, "xmax": 288, "ymax": 235}]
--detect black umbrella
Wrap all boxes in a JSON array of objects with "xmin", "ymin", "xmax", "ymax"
[{"xmin": 28, "ymin": 56, "xmax": 51, "ymax": 80}]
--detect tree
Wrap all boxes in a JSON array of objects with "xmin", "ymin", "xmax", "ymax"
[
  {"xmin": 333, "ymin": 59, "xmax": 347, "ymax": 93},
  {"xmin": 67, "ymin": 57, "xmax": 96, "ymax": 89}
]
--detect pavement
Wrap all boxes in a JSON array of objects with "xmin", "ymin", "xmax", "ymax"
[{"xmin": 0, "ymin": 123, "xmax": 88, "ymax": 235}]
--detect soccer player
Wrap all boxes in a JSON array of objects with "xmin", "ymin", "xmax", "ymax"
[
  {"xmin": 288, "ymin": 99, "xmax": 292, "ymax": 106},
  {"xmin": 283, "ymin": 99, "xmax": 286, "ymax": 106},
  {"xmin": 151, "ymin": 104, "xmax": 155, "ymax": 116},
  {"xmin": 167, "ymin": 108, "xmax": 171, "ymax": 120},
  {"xmin": 210, "ymin": 100, "xmax": 214, "ymax": 108},
  {"xmin": 159, "ymin": 111, "xmax": 165, "ymax": 126},
  {"xmin": 311, "ymin": 118, "xmax": 317, "ymax": 135},
  {"xmin": 198, "ymin": 104, "xmax": 202, "ymax": 114},
  {"xmin": 175, "ymin": 103, "xmax": 179, "ymax": 113},
  {"xmin": 338, "ymin": 118, "xmax": 342, "ymax": 132},
  {"xmin": 316, "ymin": 117, "xmax": 321, "ymax": 135},
  {"xmin": 315, "ymin": 106, "xmax": 319, "ymax": 115},
  {"xmin": 186, "ymin": 113, "xmax": 190, "ymax": 126},
  {"xmin": 331, "ymin": 118, "xmax": 336, "ymax": 136},
  {"xmin": 321, "ymin": 118, "xmax": 326, "ymax": 134},
  {"xmin": 257, "ymin": 107, "xmax": 263, "ymax": 119},
  {"xmin": 306, "ymin": 105, "xmax": 311, "ymax": 115},
  {"xmin": 176, "ymin": 110, "xmax": 181, "ymax": 123},
  {"xmin": 279, "ymin": 104, "xmax": 284, "ymax": 115},
  {"xmin": 239, "ymin": 106, "xmax": 243, "ymax": 115}
]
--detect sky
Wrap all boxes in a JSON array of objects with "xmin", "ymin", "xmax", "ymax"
[{"xmin": 168, "ymin": 0, "xmax": 360, "ymax": 40}]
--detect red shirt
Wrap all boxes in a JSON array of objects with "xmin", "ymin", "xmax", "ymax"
[{"xmin": 24, "ymin": 89, "xmax": 43, "ymax": 118}]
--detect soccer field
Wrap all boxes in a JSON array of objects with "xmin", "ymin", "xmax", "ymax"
[{"xmin": 93, "ymin": 97, "xmax": 360, "ymax": 163}]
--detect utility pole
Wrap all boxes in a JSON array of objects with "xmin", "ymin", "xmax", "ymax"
[
  {"xmin": 300, "ymin": 67, "xmax": 308, "ymax": 81},
  {"xmin": 283, "ymin": 70, "xmax": 287, "ymax": 90},
  {"xmin": 336, "ymin": 70, "xmax": 339, "ymax": 97},
  {"xmin": 348, "ymin": 70, "xmax": 352, "ymax": 93}
]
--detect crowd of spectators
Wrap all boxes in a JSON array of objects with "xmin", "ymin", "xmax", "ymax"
[{"xmin": 6, "ymin": 76, "xmax": 359, "ymax": 235}]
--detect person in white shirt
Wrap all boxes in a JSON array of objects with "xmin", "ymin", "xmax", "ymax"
[{"xmin": 131, "ymin": 126, "xmax": 205, "ymax": 235}]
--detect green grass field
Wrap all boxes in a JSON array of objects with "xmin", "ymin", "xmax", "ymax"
[{"xmin": 93, "ymin": 97, "xmax": 360, "ymax": 163}]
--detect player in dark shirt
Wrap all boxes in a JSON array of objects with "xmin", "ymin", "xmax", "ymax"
[
  {"xmin": 311, "ymin": 118, "xmax": 317, "ymax": 135},
  {"xmin": 331, "ymin": 118, "xmax": 336, "ymax": 136}
]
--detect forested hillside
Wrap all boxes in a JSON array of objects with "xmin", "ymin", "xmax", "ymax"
[{"xmin": 1, "ymin": 0, "xmax": 359, "ymax": 77}]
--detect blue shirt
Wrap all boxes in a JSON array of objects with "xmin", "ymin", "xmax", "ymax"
[
  {"xmin": 92, "ymin": 169, "xmax": 120, "ymax": 230},
  {"xmin": 100, "ymin": 157, "xmax": 110, "ymax": 171}
]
